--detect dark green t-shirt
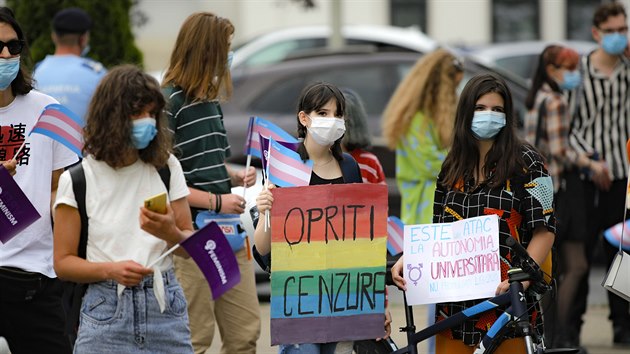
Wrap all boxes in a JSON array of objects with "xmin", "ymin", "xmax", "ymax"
[{"xmin": 163, "ymin": 85, "xmax": 232, "ymax": 195}]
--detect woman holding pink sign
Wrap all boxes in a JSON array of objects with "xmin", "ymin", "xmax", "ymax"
[{"xmin": 392, "ymin": 73, "xmax": 556, "ymax": 354}]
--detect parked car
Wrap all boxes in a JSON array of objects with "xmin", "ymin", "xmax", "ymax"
[
  {"xmin": 231, "ymin": 25, "xmax": 438, "ymax": 71},
  {"xmin": 465, "ymin": 40, "xmax": 597, "ymax": 82},
  {"xmin": 222, "ymin": 50, "xmax": 530, "ymax": 218}
]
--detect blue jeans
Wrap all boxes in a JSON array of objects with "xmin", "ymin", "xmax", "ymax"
[
  {"xmin": 73, "ymin": 269, "xmax": 193, "ymax": 354},
  {"xmin": 278, "ymin": 341, "xmax": 353, "ymax": 354}
]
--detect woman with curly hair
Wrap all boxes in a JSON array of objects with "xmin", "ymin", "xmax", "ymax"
[
  {"xmin": 382, "ymin": 48, "xmax": 463, "ymax": 226},
  {"xmin": 53, "ymin": 65, "xmax": 194, "ymax": 353}
]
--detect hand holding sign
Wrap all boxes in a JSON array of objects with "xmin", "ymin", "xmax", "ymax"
[{"xmin": 403, "ymin": 215, "xmax": 501, "ymax": 305}]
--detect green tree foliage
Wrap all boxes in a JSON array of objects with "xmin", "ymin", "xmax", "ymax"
[{"xmin": 6, "ymin": 0, "xmax": 143, "ymax": 68}]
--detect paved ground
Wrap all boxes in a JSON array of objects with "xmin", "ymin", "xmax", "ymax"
[
  {"xmin": 206, "ymin": 267, "xmax": 629, "ymax": 354},
  {"xmin": 1, "ymin": 268, "xmax": 625, "ymax": 354}
]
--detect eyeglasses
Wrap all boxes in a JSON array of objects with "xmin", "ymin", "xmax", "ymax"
[
  {"xmin": 598, "ymin": 26, "xmax": 629, "ymax": 34},
  {"xmin": 0, "ymin": 39, "xmax": 25, "ymax": 55}
]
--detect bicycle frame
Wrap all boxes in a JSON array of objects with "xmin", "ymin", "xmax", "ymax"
[{"xmin": 391, "ymin": 268, "xmax": 540, "ymax": 354}]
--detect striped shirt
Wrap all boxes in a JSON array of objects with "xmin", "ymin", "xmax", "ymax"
[
  {"xmin": 525, "ymin": 84, "xmax": 579, "ymax": 192},
  {"xmin": 349, "ymin": 149, "xmax": 386, "ymax": 184},
  {"xmin": 163, "ymin": 86, "xmax": 232, "ymax": 195},
  {"xmin": 568, "ymin": 54, "xmax": 630, "ymax": 180}
]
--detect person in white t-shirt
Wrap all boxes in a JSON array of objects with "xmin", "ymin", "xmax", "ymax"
[
  {"xmin": 53, "ymin": 65, "xmax": 195, "ymax": 353},
  {"xmin": 0, "ymin": 7, "xmax": 78, "ymax": 354}
]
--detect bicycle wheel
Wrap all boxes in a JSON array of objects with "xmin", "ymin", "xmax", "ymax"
[{"xmin": 353, "ymin": 338, "xmax": 398, "ymax": 354}]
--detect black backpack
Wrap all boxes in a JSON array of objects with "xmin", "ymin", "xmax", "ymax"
[{"xmin": 62, "ymin": 163, "xmax": 171, "ymax": 343}]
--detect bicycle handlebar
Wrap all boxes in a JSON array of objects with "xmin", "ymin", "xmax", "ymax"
[{"xmin": 504, "ymin": 237, "xmax": 548, "ymax": 294}]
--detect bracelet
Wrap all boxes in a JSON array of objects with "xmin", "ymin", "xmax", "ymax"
[{"xmin": 215, "ymin": 193, "xmax": 222, "ymax": 213}]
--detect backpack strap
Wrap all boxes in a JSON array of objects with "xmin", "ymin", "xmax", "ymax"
[
  {"xmin": 69, "ymin": 164, "xmax": 88, "ymax": 259},
  {"xmin": 340, "ymin": 152, "xmax": 362, "ymax": 183},
  {"xmin": 65, "ymin": 164, "xmax": 88, "ymax": 339},
  {"xmin": 158, "ymin": 166, "xmax": 171, "ymax": 192}
]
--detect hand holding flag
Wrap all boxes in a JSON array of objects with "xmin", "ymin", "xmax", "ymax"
[{"xmin": 148, "ymin": 221, "xmax": 240, "ymax": 299}]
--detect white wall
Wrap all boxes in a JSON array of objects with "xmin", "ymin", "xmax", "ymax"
[
  {"xmin": 427, "ymin": 0, "xmax": 491, "ymax": 46},
  {"xmin": 134, "ymin": 0, "xmax": 389, "ymax": 72},
  {"xmin": 540, "ymin": 0, "xmax": 566, "ymax": 41}
]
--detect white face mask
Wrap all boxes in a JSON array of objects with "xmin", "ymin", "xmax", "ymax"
[{"xmin": 306, "ymin": 115, "xmax": 346, "ymax": 146}]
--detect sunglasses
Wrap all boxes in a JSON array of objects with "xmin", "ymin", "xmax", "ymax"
[{"xmin": 0, "ymin": 39, "xmax": 25, "ymax": 55}]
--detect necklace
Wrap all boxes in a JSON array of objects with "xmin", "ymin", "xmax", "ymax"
[{"xmin": 315, "ymin": 156, "xmax": 334, "ymax": 167}]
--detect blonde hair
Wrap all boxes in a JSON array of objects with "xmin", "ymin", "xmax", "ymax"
[
  {"xmin": 382, "ymin": 48, "xmax": 462, "ymax": 149},
  {"xmin": 162, "ymin": 12, "xmax": 234, "ymax": 101}
]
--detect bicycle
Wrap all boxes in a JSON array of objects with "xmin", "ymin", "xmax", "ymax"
[{"xmin": 354, "ymin": 237, "xmax": 579, "ymax": 354}]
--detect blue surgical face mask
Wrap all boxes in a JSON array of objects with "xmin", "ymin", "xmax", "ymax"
[
  {"xmin": 131, "ymin": 117, "xmax": 157, "ymax": 149},
  {"xmin": 471, "ymin": 111, "xmax": 506, "ymax": 140},
  {"xmin": 80, "ymin": 44, "xmax": 91, "ymax": 57},
  {"xmin": 0, "ymin": 57, "xmax": 20, "ymax": 90},
  {"xmin": 227, "ymin": 50, "xmax": 234, "ymax": 69},
  {"xmin": 559, "ymin": 70, "xmax": 581, "ymax": 90},
  {"xmin": 601, "ymin": 33, "xmax": 628, "ymax": 55}
]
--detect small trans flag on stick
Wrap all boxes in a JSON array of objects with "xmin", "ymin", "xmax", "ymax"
[
  {"xmin": 387, "ymin": 216, "xmax": 404, "ymax": 256},
  {"xmin": 244, "ymin": 116, "xmax": 298, "ymax": 159},
  {"xmin": 266, "ymin": 136, "xmax": 312, "ymax": 188},
  {"xmin": 31, "ymin": 104, "xmax": 84, "ymax": 156},
  {"xmin": 258, "ymin": 133, "xmax": 300, "ymax": 171}
]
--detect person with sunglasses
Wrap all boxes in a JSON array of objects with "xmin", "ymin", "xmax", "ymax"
[
  {"xmin": 566, "ymin": 2, "xmax": 630, "ymax": 347},
  {"xmin": 0, "ymin": 7, "xmax": 78, "ymax": 354},
  {"xmin": 33, "ymin": 7, "xmax": 106, "ymax": 122}
]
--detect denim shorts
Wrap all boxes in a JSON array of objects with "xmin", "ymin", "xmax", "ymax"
[
  {"xmin": 73, "ymin": 268, "xmax": 193, "ymax": 354},
  {"xmin": 278, "ymin": 341, "xmax": 353, "ymax": 354}
]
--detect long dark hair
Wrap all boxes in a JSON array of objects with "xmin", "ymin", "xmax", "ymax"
[
  {"xmin": 440, "ymin": 73, "xmax": 527, "ymax": 189},
  {"xmin": 0, "ymin": 7, "xmax": 33, "ymax": 96},
  {"xmin": 83, "ymin": 65, "xmax": 171, "ymax": 168},
  {"xmin": 525, "ymin": 45, "xmax": 579, "ymax": 109},
  {"xmin": 296, "ymin": 82, "xmax": 346, "ymax": 161}
]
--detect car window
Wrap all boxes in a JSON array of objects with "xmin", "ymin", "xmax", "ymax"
[
  {"xmin": 243, "ymin": 38, "xmax": 326, "ymax": 67},
  {"xmin": 494, "ymin": 54, "xmax": 538, "ymax": 81},
  {"xmin": 249, "ymin": 63, "xmax": 406, "ymax": 117},
  {"xmin": 249, "ymin": 77, "xmax": 305, "ymax": 114}
]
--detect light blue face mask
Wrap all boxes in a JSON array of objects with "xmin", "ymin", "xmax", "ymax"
[
  {"xmin": 80, "ymin": 44, "xmax": 91, "ymax": 57},
  {"xmin": 131, "ymin": 117, "xmax": 157, "ymax": 149},
  {"xmin": 559, "ymin": 70, "xmax": 581, "ymax": 90},
  {"xmin": 601, "ymin": 33, "xmax": 628, "ymax": 55},
  {"xmin": 0, "ymin": 57, "xmax": 20, "ymax": 90},
  {"xmin": 471, "ymin": 111, "xmax": 506, "ymax": 140}
]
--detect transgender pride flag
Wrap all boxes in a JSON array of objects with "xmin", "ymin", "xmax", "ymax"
[
  {"xmin": 244, "ymin": 116, "xmax": 298, "ymax": 159},
  {"xmin": 31, "ymin": 104, "xmax": 83, "ymax": 156},
  {"xmin": 387, "ymin": 216, "xmax": 404, "ymax": 256},
  {"xmin": 266, "ymin": 136, "xmax": 313, "ymax": 188}
]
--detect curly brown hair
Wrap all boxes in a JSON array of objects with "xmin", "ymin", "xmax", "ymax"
[
  {"xmin": 83, "ymin": 65, "xmax": 171, "ymax": 168},
  {"xmin": 382, "ymin": 48, "xmax": 462, "ymax": 150}
]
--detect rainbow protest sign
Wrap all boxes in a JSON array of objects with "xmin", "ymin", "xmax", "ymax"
[{"xmin": 269, "ymin": 183, "xmax": 388, "ymax": 345}]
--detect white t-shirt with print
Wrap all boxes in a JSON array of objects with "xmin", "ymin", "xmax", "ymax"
[
  {"xmin": 0, "ymin": 90, "xmax": 79, "ymax": 277},
  {"xmin": 54, "ymin": 154, "xmax": 189, "ymax": 271}
]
